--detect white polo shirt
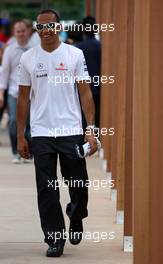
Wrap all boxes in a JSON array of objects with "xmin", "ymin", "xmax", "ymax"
[
  {"xmin": 0, "ymin": 42, "xmax": 31, "ymax": 98},
  {"xmin": 18, "ymin": 42, "xmax": 90, "ymax": 137}
]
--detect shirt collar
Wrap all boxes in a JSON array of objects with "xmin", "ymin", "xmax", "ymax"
[{"xmin": 15, "ymin": 41, "xmax": 30, "ymax": 50}]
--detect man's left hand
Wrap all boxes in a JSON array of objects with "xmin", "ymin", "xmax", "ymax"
[{"xmin": 84, "ymin": 133, "xmax": 97, "ymax": 156}]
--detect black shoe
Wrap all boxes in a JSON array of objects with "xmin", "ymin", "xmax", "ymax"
[
  {"xmin": 69, "ymin": 220, "xmax": 83, "ymax": 245},
  {"xmin": 46, "ymin": 239, "xmax": 65, "ymax": 257}
]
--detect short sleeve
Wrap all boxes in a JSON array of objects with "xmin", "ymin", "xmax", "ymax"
[
  {"xmin": 74, "ymin": 51, "xmax": 90, "ymax": 82},
  {"xmin": 0, "ymin": 47, "xmax": 11, "ymax": 90},
  {"xmin": 18, "ymin": 54, "xmax": 31, "ymax": 86}
]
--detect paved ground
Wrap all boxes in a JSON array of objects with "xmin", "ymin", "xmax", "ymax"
[{"xmin": 0, "ymin": 128, "xmax": 132, "ymax": 264}]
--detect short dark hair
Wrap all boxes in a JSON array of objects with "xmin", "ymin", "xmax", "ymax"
[
  {"xmin": 37, "ymin": 9, "xmax": 60, "ymax": 23},
  {"xmin": 83, "ymin": 16, "xmax": 96, "ymax": 36}
]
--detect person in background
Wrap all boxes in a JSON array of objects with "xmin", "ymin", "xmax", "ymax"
[
  {"xmin": 0, "ymin": 20, "xmax": 11, "ymax": 125},
  {"xmin": 0, "ymin": 43, "xmax": 7, "ymax": 124},
  {"xmin": 23, "ymin": 19, "xmax": 40, "ymax": 47},
  {"xmin": 77, "ymin": 16, "xmax": 101, "ymax": 127},
  {"xmin": 7, "ymin": 19, "xmax": 40, "ymax": 47},
  {"xmin": 0, "ymin": 20, "xmax": 31, "ymax": 163},
  {"xmin": 66, "ymin": 21, "xmax": 83, "ymax": 45}
]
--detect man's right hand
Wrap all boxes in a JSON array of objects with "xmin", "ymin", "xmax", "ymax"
[
  {"xmin": 17, "ymin": 136, "xmax": 30, "ymax": 159},
  {"xmin": 0, "ymin": 91, "xmax": 4, "ymax": 108}
]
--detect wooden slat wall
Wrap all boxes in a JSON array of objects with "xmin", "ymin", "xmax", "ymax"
[
  {"xmin": 95, "ymin": 0, "xmax": 163, "ymax": 261},
  {"xmin": 98, "ymin": 0, "xmax": 129, "ymax": 218},
  {"xmin": 96, "ymin": 0, "xmax": 133, "ymax": 244}
]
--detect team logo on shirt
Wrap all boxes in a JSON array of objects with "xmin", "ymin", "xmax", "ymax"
[
  {"xmin": 37, "ymin": 63, "xmax": 44, "ymax": 69},
  {"xmin": 55, "ymin": 62, "xmax": 68, "ymax": 71},
  {"xmin": 35, "ymin": 63, "xmax": 48, "ymax": 78},
  {"xmin": 36, "ymin": 73, "xmax": 48, "ymax": 78}
]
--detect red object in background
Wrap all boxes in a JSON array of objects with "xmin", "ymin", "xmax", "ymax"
[{"xmin": 0, "ymin": 32, "xmax": 9, "ymax": 43}]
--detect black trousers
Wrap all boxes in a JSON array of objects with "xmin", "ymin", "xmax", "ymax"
[{"xmin": 32, "ymin": 135, "xmax": 88, "ymax": 244}]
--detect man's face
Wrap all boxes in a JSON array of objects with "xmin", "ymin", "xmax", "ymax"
[
  {"xmin": 37, "ymin": 13, "xmax": 59, "ymax": 44},
  {"xmin": 14, "ymin": 22, "xmax": 29, "ymax": 44}
]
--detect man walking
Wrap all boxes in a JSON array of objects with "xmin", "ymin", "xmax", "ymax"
[{"xmin": 17, "ymin": 9, "xmax": 97, "ymax": 257}]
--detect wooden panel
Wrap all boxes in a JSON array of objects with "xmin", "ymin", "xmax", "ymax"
[
  {"xmin": 124, "ymin": 0, "xmax": 134, "ymax": 236},
  {"xmin": 134, "ymin": 0, "xmax": 163, "ymax": 262},
  {"xmin": 133, "ymin": 0, "xmax": 150, "ymax": 262},
  {"xmin": 149, "ymin": 0, "xmax": 163, "ymax": 262},
  {"xmin": 109, "ymin": 0, "xmax": 118, "ymax": 186},
  {"xmin": 95, "ymin": 0, "xmax": 101, "ymax": 25},
  {"xmin": 86, "ymin": 0, "xmax": 91, "ymax": 16},
  {"xmin": 112, "ymin": 0, "xmax": 128, "ymax": 211},
  {"xmin": 99, "ymin": 0, "xmax": 114, "ymax": 167}
]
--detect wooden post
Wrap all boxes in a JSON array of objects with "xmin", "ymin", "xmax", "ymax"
[
  {"xmin": 133, "ymin": 0, "xmax": 150, "ymax": 263},
  {"xmin": 123, "ymin": 0, "xmax": 134, "ymax": 252},
  {"xmin": 110, "ymin": 0, "xmax": 128, "ymax": 224},
  {"xmin": 86, "ymin": 0, "xmax": 91, "ymax": 16},
  {"xmin": 149, "ymin": 1, "xmax": 163, "ymax": 261},
  {"xmin": 134, "ymin": 0, "xmax": 163, "ymax": 263},
  {"xmin": 95, "ymin": 0, "xmax": 101, "ymax": 25},
  {"xmin": 99, "ymin": 0, "xmax": 114, "ymax": 175}
]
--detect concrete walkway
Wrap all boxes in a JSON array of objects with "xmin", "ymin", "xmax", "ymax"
[{"xmin": 0, "ymin": 129, "xmax": 132, "ymax": 264}]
